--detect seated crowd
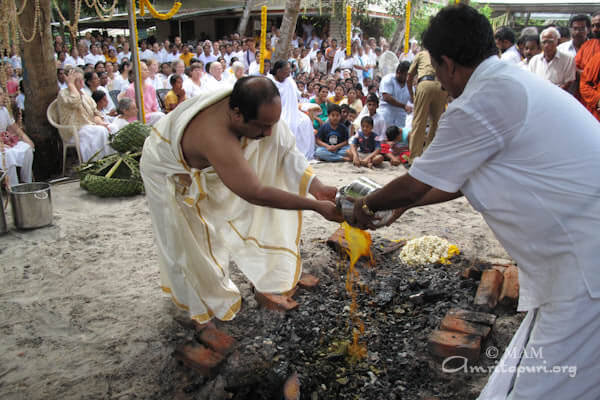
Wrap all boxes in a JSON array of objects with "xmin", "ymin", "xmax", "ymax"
[{"xmin": 2, "ymin": 11, "xmax": 599, "ymax": 185}]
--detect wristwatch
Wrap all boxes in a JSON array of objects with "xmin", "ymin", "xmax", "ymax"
[{"xmin": 361, "ymin": 197, "xmax": 375, "ymax": 217}]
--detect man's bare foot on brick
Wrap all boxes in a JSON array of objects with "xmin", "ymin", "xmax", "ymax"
[
  {"xmin": 298, "ymin": 273, "xmax": 319, "ymax": 289},
  {"xmin": 174, "ymin": 344, "xmax": 224, "ymax": 375},
  {"xmin": 255, "ymin": 291, "xmax": 299, "ymax": 311},
  {"xmin": 199, "ymin": 326, "xmax": 236, "ymax": 355}
]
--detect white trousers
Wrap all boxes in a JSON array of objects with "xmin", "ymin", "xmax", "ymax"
[
  {"xmin": 74, "ymin": 125, "xmax": 115, "ymax": 162},
  {"xmin": 478, "ymin": 291, "xmax": 600, "ymax": 400},
  {"xmin": 0, "ymin": 141, "xmax": 33, "ymax": 186}
]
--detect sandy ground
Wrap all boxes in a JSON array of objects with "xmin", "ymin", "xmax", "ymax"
[{"xmin": 0, "ymin": 162, "xmax": 512, "ymax": 399}]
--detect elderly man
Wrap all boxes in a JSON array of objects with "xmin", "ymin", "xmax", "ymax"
[
  {"xmin": 495, "ymin": 26, "xmax": 521, "ymax": 64},
  {"xmin": 197, "ymin": 42, "xmax": 217, "ymax": 66},
  {"xmin": 203, "ymin": 61, "xmax": 228, "ymax": 92},
  {"xmin": 56, "ymin": 68, "xmax": 114, "ymax": 162},
  {"xmin": 378, "ymin": 62, "xmax": 412, "ymax": 131},
  {"xmin": 349, "ymin": 5, "xmax": 600, "ymax": 400},
  {"xmin": 140, "ymin": 77, "xmax": 341, "ymax": 369},
  {"xmin": 528, "ymin": 27, "xmax": 575, "ymax": 89}
]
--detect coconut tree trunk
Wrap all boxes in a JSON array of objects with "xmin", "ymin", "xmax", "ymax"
[
  {"xmin": 390, "ymin": 20, "xmax": 405, "ymax": 53},
  {"xmin": 237, "ymin": 0, "xmax": 257, "ymax": 36},
  {"xmin": 272, "ymin": 0, "xmax": 301, "ymax": 63},
  {"xmin": 68, "ymin": 0, "xmax": 77, "ymax": 47},
  {"xmin": 19, "ymin": 0, "xmax": 61, "ymax": 179}
]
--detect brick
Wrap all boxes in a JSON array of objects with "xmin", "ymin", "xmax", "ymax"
[
  {"xmin": 326, "ymin": 227, "xmax": 370, "ymax": 260},
  {"xmin": 491, "ymin": 264, "xmax": 510, "ymax": 274},
  {"xmin": 461, "ymin": 265, "xmax": 482, "ymax": 280},
  {"xmin": 298, "ymin": 273, "xmax": 319, "ymax": 289},
  {"xmin": 499, "ymin": 266, "xmax": 519, "ymax": 307},
  {"xmin": 474, "ymin": 269, "xmax": 504, "ymax": 311},
  {"xmin": 446, "ymin": 308, "xmax": 497, "ymax": 326},
  {"xmin": 199, "ymin": 327, "xmax": 236, "ymax": 355},
  {"xmin": 174, "ymin": 344, "xmax": 224, "ymax": 376},
  {"xmin": 283, "ymin": 372, "xmax": 300, "ymax": 400},
  {"xmin": 440, "ymin": 315, "xmax": 491, "ymax": 338},
  {"xmin": 428, "ymin": 329, "xmax": 481, "ymax": 362},
  {"xmin": 255, "ymin": 292, "xmax": 299, "ymax": 311}
]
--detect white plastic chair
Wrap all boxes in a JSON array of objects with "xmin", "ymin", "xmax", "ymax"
[{"xmin": 46, "ymin": 99, "xmax": 82, "ymax": 176}]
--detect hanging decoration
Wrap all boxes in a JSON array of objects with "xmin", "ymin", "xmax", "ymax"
[
  {"xmin": 346, "ymin": 5, "xmax": 351, "ymax": 56},
  {"xmin": 259, "ymin": 5, "xmax": 267, "ymax": 75},
  {"xmin": 139, "ymin": 0, "xmax": 182, "ymax": 21},
  {"xmin": 403, "ymin": 0, "xmax": 412, "ymax": 54}
]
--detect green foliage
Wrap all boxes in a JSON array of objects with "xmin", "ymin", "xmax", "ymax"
[
  {"xmin": 410, "ymin": 3, "xmax": 443, "ymax": 42},
  {"xmin": 471, "ymin": 1, "xmax": 493, "ymax": 21},
  {"xmin": 382, "ymin": 20, "xmax": 397, "ymax": 41}
]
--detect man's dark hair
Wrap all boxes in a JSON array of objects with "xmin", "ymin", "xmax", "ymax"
[
  {"xmin": 366, "ymin": 93, "xmax": 379, "ymax": 105},
  {"xmin": 523, "ymin": 35, "xmax": 540, "ymax": 47},
  {"xmin": 494, "ymin": 26, "xmax": 516, "ymax": 44},
  {"xmin": 91, "ymin": 90, "xmax": 106, "ymax": 103},
  {"xmin": 557, "ymin": 26, "xmax": 570, "ymax": 40},
  {"xmin": 169, "ymin": 74, "xmax": 181, "ymax": 86},
  {"xmin": 229, "ymin": 76, "xmax": 280, "ymax": 122},
  {"xmin": 423, "ymin": 4, "xmax": 499, "ymax": 68},
  {"xmin": 340, "ymin": 104, "xmax": 350, "ymax": 112},
  {"xmin": 83, "ymin": 71, "xmax": 95, "ymax": 86},
  {"xmin": 272, "ymin": 60, "xmax": 289, "ymax": 75},
  {"xmin": 327, "ymin": 103, "xmax": 341, "ymax": 115},
  {"xmin": 397, "ymin": 61, "xmax": 411, "ymax": 73},
  {"xmin": 348, "ymin": 107, "xmax": 357, "ymax": 115},
  {"xmin": 95, "ymin": 61, "xmax": 105, "ymax": 69},
  {"xmin": 360, "ymin": 116, "xmax": 374, "ymax": 127},
  {"xmin": 569, "ymin": 14, "xmax": 591, "ymax": 29}
]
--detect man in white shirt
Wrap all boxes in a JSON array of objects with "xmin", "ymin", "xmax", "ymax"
[
  {"xmin": 517, "ymin": 35, "xmax": 540, "ymax": 70},
  {"xmin": 557, "ymin": 14, "xmax": 591, "ymax": 57},
  {"xmin": 350, "ymin": 6, "xmax": 600, "ymax": 400},
  {"xmin": 494, "ymin": 26, "xmax": 521, "ymax": 64},
  {"xmin": 203, "ymin": 61, "xmax": 228, "ymax": 92},
  {"xmin": 529, "ymin": 27, "xmax": 575, "ymax": 89},
  {"xmin": 379, "ymin": 62, "xmax": 412, "ymax": 131},
  {"xmin": 242, "ymin": 38, "xmax": 257, "ymax": 72},
  {"xmin": 139, "ymin": 41, "xmax": 154, "ymax": 61},
  {"xmin": 164, "ymin": 44, "xmax": 180, "ymax": 63},
  {"xmin": 84, "ymin": 44, "xmax": 105, "ymax": 65},
  {"xmin": 197, "ymin": 42, "xmax": 218, "ymax": 66}
]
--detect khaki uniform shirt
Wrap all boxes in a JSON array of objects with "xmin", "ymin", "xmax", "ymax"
[{"xmin": 408, "ymin": 51, "xmax": 436, "ymax": 80}]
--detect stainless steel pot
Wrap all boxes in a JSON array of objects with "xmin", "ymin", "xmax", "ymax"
[
  {"xmin": 9, "ymin": 182, "xmax": 53, "ymax": 230},
  {"xmin": 336, "ymin": 177, "xmax": 393, "ymax": 227}
]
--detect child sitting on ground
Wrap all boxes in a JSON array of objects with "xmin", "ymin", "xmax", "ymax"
[
  {"xmin": 314, "ymin": 103, "xmax": 351, "ymax": 162},
  {"xmin": 381, "ymin": 125, "xmax": 411, "ymax": 166},
  {"xmin": 349, "ymin": 116, "xmax": 384, "ymax": 168}
]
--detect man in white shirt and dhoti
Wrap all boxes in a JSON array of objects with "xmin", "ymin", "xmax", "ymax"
[
  {"xmin": 349, "ymin": 5, "xmax": 600, "ymax": 400},
  {"xmin": 269, "ymin": 60, "xmax": 316, "ymax": 160},
  {"xmin": 140, "ymin": 76, "xmax": 342, "ymax": 372}
]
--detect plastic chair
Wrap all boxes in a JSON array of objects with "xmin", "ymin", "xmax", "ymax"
[
  {"xmin": 156, "ymin": 89, "xmax": 170, "ymax": 113},
  {"xmin": 46, "ymin": 99, "xmax": 82, "ymax": 177},
  {"xmin": 109, "ymin": 90, "xmax": 121, "ymax": 110}
]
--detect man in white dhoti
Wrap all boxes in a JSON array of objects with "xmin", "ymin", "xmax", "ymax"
[
  {"xmin": 140, "ymin": 77, "xmax": 342, "ymax": 370},
  {"xmin": 349, "ymin": 5, "xmax": 600, "ymax": 400},
  {"xmin": 269, "ymin": 60, "xmax": 315, "ymax": 160}
]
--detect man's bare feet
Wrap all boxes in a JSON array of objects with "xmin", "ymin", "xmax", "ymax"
[
  {"xmin": 298, "ymin": 273, "xmax": 320, "ymax": 289},
  {"xmin": 199, "ymin": 326, "xmax": 236, "ymax": 355},
  {"xmin": 174, "ymin": 344, "xmax": 224, "ymax": 375},
  {"xmin": 255, "ymin": 292, "xmax": 299, "ymax": 311}
]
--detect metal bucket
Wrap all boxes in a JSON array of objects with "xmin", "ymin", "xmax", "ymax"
[
  {"xmin": 9, "ymin": 182, "xmax": 53, "ymax": 230},
  {"xmin": 0, "ymin": 172, "xmax": 7, "ymax": 234}
]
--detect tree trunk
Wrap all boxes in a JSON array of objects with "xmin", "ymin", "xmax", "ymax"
[
  {"xmin": 272, "ymin": 0, "xmax": 301, "ymax": 63},
  {"xmin": 19, "ymin": 0, "xmax": 61, "ymax": 180},
  {"xmin": 237, "ymin": 0, "xmax": 256, "ymax": 36},
  {"xmin": 68, "ymin": 0, "xmax": 77, "ymax": 47},
  {"xmin": 390, "ymin": 19, "xmax": 405, "ymax": 54}
]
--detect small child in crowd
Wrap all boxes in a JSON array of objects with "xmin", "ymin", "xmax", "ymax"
[
  {"xmin": 314, "ymin": 104, "xmax": 350, "ymax": 162},
  {"xmin": 381, "ymin": 125, "xmax": 411, "ymax": 166},
  {"xmin": 349, "ymin": 116, "xmax": 384, "ymax": 168}
]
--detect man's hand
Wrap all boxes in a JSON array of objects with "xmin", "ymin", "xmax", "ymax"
[
  {"xmin": 353, "ymin": 157, "xmax": 361, "ymax": 167},
  {"xmin": 315, "ymin": 200, "xmax": 344, "ymax": 222},
  {"xmin": 309, "ymin": 177, "xmax": 337, "ymax": 202},
  {"xmin": 384, "ymin": 207, "xmax": 409, "ymax": 226},
  {"xmin": 66, "ymin": 69, "xmax": 77, "ymax": 86},
  {"xmin": 346, "ymin": 196, "xmax": 381, "ymax": 230},
  {"xmin": 404, "ymin": 104, "xmax": 413, "ymax": 113}
]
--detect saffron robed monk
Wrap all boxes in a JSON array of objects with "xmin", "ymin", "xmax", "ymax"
[
  {"xmin": 140, "ymin": 77, "xmax": 343, "ymax": 370},
  {"xmin": 348, "ymin": 5, "xmax": 600, "ymax": 400}
]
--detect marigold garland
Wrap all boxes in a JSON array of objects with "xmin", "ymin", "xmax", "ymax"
[
  {"xmin": 346, "ymin": 5, "xmax": 351, "ymax": 56},
  {"xmin": 403, "ymin": 0, "xmax": 412, "ymax": 54},
  {"xmin": 259, "ymin": 6, "xmax": 267, "ymax": 74},
  {"xmin": 139, "ymin": 0, "xmax": 182, "ymax": 21}
]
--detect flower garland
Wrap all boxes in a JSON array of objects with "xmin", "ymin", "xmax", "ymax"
[
  {"xmin": 259, "ymin": 6, "xmax": 267, "ymax": 74},
  {"xmin": 346, "ymin": 5, "xmax": 351, "ymax": 56},
  {"xmin": 139, "ymin": 0, "xmax": 182, "ymax": 21},
  {"xmin": 403, "ymin": 0, "xmax": 412, "ymax": 54}
]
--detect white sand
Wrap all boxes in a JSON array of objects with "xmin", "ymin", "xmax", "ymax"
[{"xmin": 0, "ymin": 162, "xmax": 510, "ymax": 399}]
